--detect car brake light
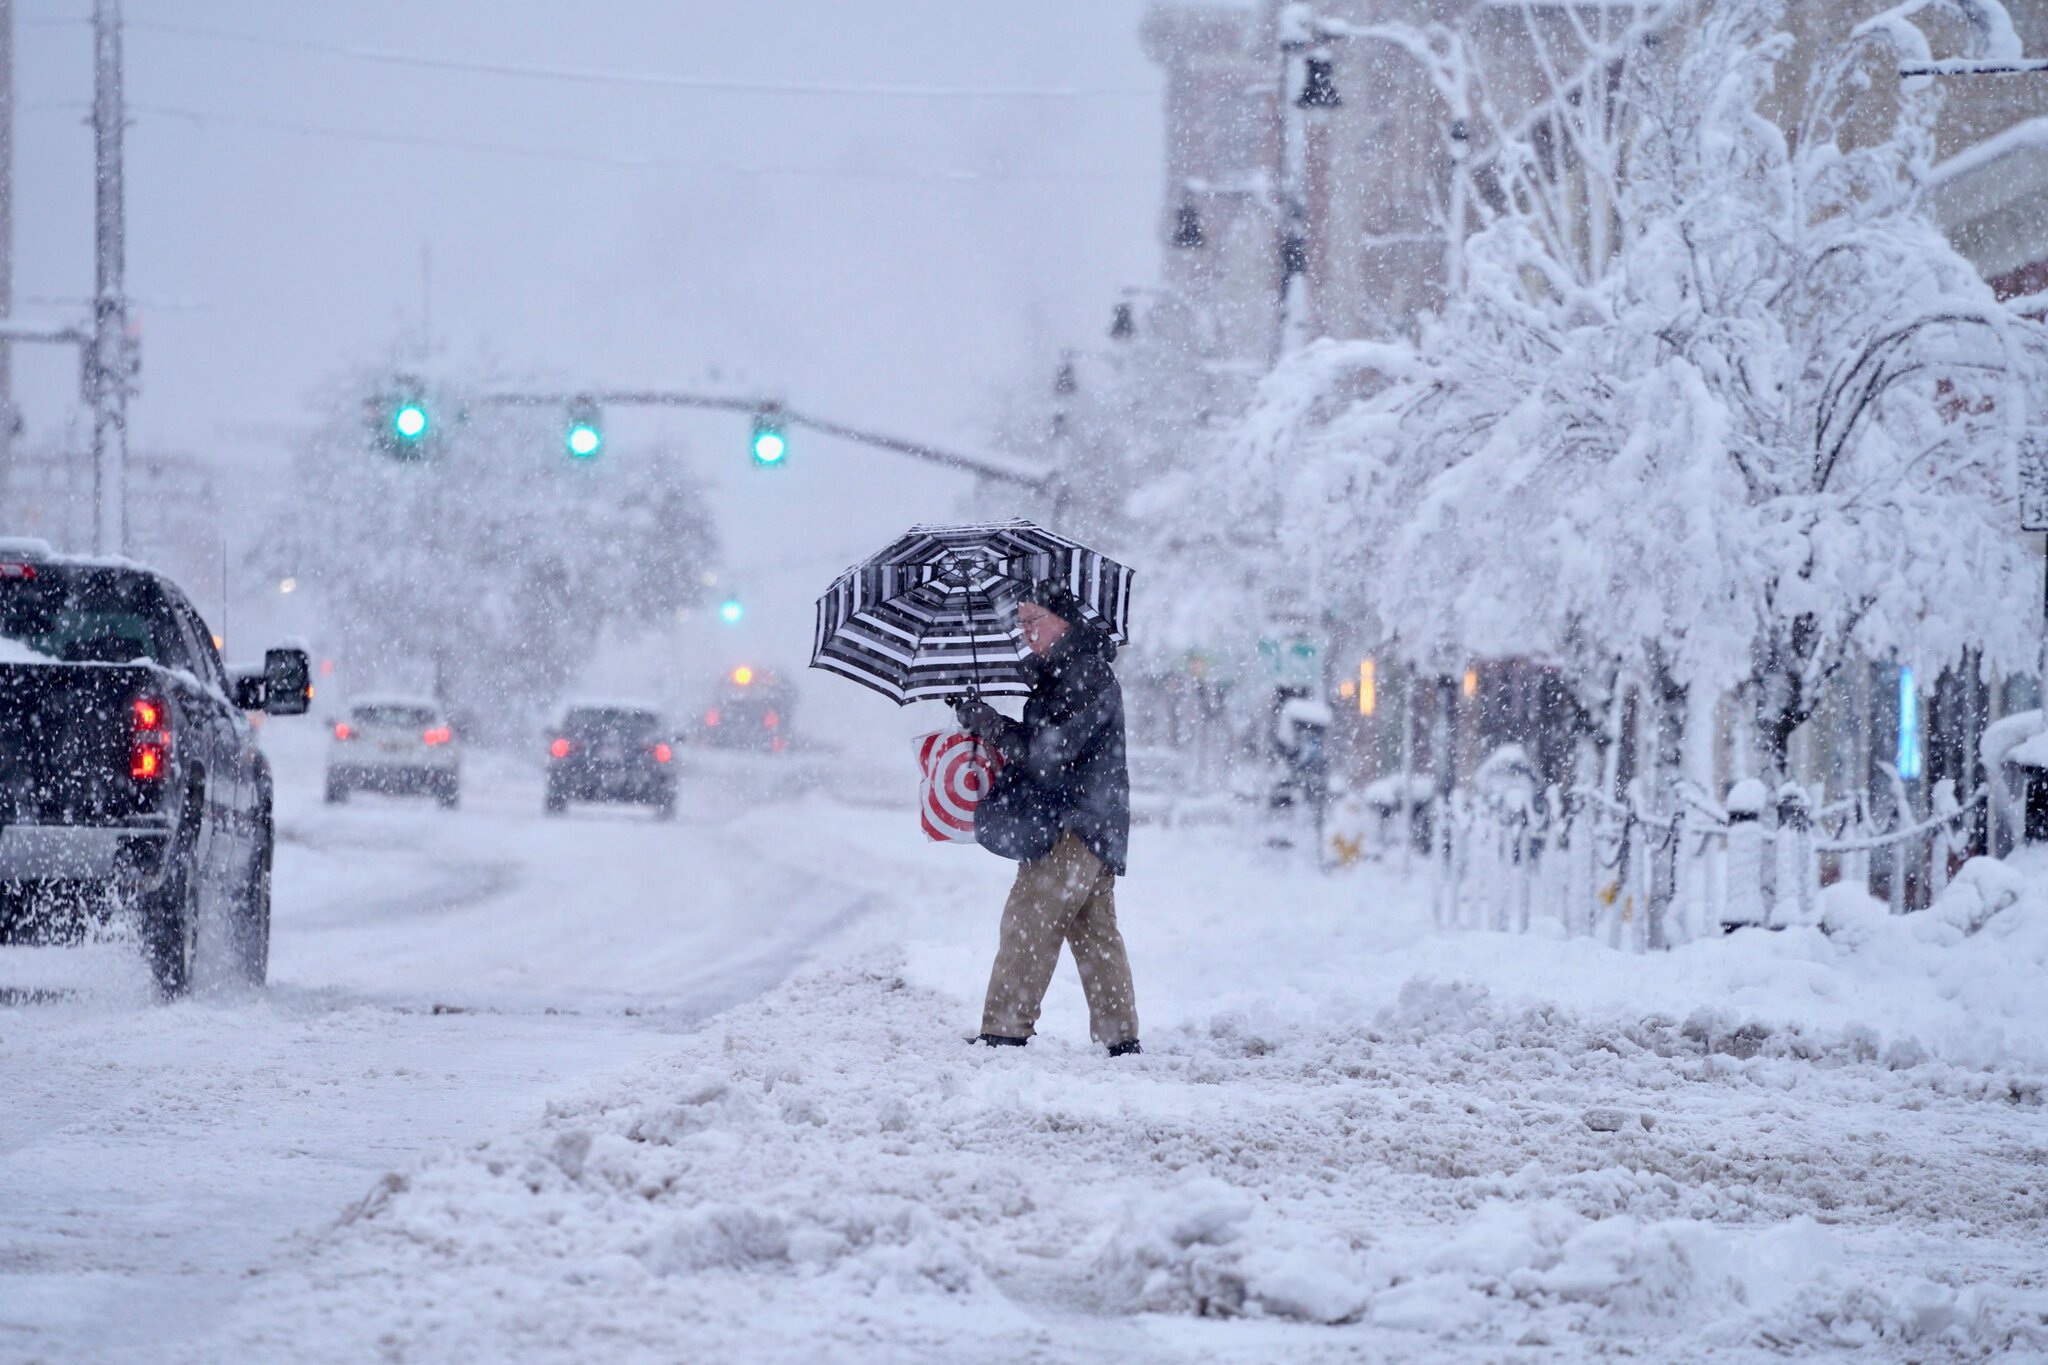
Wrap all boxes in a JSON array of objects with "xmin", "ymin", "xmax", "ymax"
[
  {"xmin": 704, "ymin": 708, "xmax": 721, "ymax": 728},
  {"xmin": 132, "ymin": 694, "xmax": 169, "ymax": 781},
  {"xmin": 423, "ymin": 726, "xmax": 453, "ymax": 746},
  {"xmin": 763, "ymin": 709, "xmax": 779, "ymax": 730},
  {"xmin": 0, "ymin": 562, "xmax": 36, "ymax": 580},
  {"xmin": 334, "ymin": 722, "xmax": 353, "ymax": 741},
  {"xmin": 654, "ymin": 743, "xmax": 672, "ymax": 763},
  {"xmin": 550, "ymin": 737, "xmax": 572, "ymax": 759}
]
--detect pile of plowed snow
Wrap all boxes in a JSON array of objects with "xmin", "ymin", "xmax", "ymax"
[{"xmin": 169, "ymin": 826, "xmax": 2048, "ymax": 1365}]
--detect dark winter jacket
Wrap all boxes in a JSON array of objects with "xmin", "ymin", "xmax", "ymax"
[{"xmin": 967, "ymin": 622, "xmax": 1130, "ymax": 876}]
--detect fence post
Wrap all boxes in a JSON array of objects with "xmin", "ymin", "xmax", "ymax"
[
  {"xmin": 1774, "ymin": 784, "xmax": 1816, "ymax": 927},
  {"xmin": 1723, "ymin": 778, "xmax": 1767, "ymax": 932},
  {"xmin": 1566, "ymin": 791, "xmax": 1595, "ymax": 937},
  {"xmin": 1930, "ymin": 779, "xmax": 1960, "ymax": 902},
  {"xmin": 1844, "ymin": 794, "xmax": 1870, "ymax": 895},
  {"xmin": 1887, "ymin": 774, "xmax": 1911, "ymax": 917}
]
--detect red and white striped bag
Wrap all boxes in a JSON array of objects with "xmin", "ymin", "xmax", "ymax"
[{"xmin": 916, "ymin": 729, "xmax": 1004, "ymax": 843}]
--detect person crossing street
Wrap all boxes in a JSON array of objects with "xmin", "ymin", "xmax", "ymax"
[{"xmin": 954, "ymin": 581, "xmax": 1139, "ymax": 1056}]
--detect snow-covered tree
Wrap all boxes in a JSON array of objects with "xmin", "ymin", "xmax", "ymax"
[
  {"xmin": 1235, "ymin": 0, "xmax": 2048, "ymax": 795},
  {"xmin": 258, "ymin": 372, "xmax": 718, "ymax": 741}
]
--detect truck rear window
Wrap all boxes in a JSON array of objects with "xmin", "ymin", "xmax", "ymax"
[
  {"xmin": 0, "ymin": 567, "xmax": 190, "ymax": 669},
  {"xmin": 564, "ymin": 708, "xmax": 659, "ymax": 740}
]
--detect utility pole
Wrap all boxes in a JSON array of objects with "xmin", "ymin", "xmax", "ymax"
[
  {"xmin": 0, "ymin": 0, "xmax": 15, "ymax": 468},
  {"xmin": 89, "ymin": 0, "xmax": 130, "ymax": 555}
]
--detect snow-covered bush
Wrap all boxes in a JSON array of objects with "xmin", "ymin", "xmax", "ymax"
[{"xmin": 1234, "ymin": 0, "xmax": 2048, "ymax": 782}]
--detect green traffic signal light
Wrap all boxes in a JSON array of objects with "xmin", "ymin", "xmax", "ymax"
[
  {"xmin": 393, "ymin": 402, "xmax": 429, "ymax": 442},
  {"xmin": 719, "ymin": 598, "xmax": 744, "ymax": 624},
  {"xmin": 565, "ymin": 397, "xmax": 603, "ymax": 460},
  {"xmin": 371, "ymin": 375, "xmax": 435, "ymax": 460},
  {"xmin": 751, "ymin": 411, "xmax": 787, "ymax": 467}
]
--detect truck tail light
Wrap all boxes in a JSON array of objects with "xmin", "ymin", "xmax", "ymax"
[
  {"xmin": 334, "ymin": 722, "xmax": 353, "ymax": 741},
  {"xmin": 132, "ymin": 694, "xmax": 169, "ymax": 781},
  {"xmin": 423, "ymin": 726, "xmax": 453, "ymax": 746},
  {"xmin": 653, "ymin": 743, "xmax": 673, "ymax": 763},
  {"xmin": 549, "ymin": 737, "xmax": 572, "ymax": 759}
]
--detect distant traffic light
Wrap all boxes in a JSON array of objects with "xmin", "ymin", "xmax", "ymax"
[
  {"xmin": 750, "ymin": 407, "xmax": 787, "ymax": 467},
  {"xmin": 371, "ymin": 375, "xmax": 434, "ymax": 460},
  {"xmin": 565, "ymin": 397, "xmax": 603, "ymax": 460},
  {"xmin": 718, "ymin": 598, "xmax": 745, "ymax": 625},
  {"xmin": 393, "ymin": 402, "xmax": 429, "ymax": 442}
]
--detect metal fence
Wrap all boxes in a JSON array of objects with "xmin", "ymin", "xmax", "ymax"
[{"xmin": 1413, "ymin": 778, "xmax": 1984, "ymax": 949}]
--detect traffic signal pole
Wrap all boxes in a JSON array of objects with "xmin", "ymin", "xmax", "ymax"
[{"xmin": 475, "ymin": 388, "xmax": 1049, "ymax": 489}]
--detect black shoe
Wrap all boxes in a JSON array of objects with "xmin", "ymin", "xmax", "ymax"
[
  {"xmin": 973, "ymin": 1033, "xmax": 1027, "ymax": 1047},
  {"xmin": 1107, "ymin": 1039, "xmax": 1141, "ymax": 1057}
]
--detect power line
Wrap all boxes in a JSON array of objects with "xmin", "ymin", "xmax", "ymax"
[
  {"xmin": 98, "ymin": 100, "xmax": 1135, "ymax": 184},
  {"xmin": 124, "ymin": 18, "xmax": 1153, "ymax": 102}
]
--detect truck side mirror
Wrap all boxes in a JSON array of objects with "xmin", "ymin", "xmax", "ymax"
[
  {"xmin": 230, "ymin": 666, "xmax": 267, "ymax": 711},
  {"xmin": 263, "ymin": 646, "xmax": 313, "ymax": 716}
]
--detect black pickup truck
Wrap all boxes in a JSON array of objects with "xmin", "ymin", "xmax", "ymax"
[{"xmin": 0, "ymin": 541, "xmax": 310, "ymax": 997}]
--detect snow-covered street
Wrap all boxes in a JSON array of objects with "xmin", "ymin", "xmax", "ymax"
[
  {"xmin": 0, "ymin": 736, "xmax": 887, "ymax": 1362},
  {"xmin": 7, "ymin": 733, "xmax": 2044, "ymax": 1363}
]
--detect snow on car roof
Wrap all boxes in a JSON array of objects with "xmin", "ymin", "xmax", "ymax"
[
  {"xmin": 0, "ymin": 542, "xmax": 163, "ymax": 575},
  {"xmin": 556, "ymin": 696, "xmax": 664, "ymax": 718},
  {"xmin": 350, "ymin": 693, "xmax": 443, "ymax": 713}
]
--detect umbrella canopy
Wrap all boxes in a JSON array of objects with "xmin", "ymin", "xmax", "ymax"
[{"xmin": 811, "ymin": 520, "xmax": 1133, "ymax": 705}]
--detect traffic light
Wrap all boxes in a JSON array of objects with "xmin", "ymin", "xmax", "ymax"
[
  {"xmin": 750, "ymin": 407, "xmax": 787, "ymax": 467},
  {"xmin": 393, "ymin": 401, "xmax": 429, "ymax": 443},
  {"xmin": 370, "ymin": 375, "xmax": 434, "ymax": 460},
  {"xmin": 718, "ymin": 598, "xmax": 745, "ymax": 625},
  {"xmin": 565, "ymin": 397, "xmax": 603, "ymax": 460}
]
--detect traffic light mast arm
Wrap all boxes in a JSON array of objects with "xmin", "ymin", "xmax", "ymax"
[
  {"xmin": 0, "ymin": 323, "xmax": 91, "ymax": 345},
  {"xmin": 776, "ymin": 407, "xmax": 1049, "ymax": 489},
  {"xmin": 475, "ymin": 389, "xmax": 1050, "ymax": 489}
]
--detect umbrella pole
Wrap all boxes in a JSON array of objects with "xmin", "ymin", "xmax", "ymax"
[{"xmin": 966, "ymin": 576, "xmax": 983, "ymax": 703}]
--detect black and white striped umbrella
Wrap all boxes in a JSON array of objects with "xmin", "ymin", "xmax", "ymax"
[{"xmin": 810, "ymin": 519, "xmax": 1133, "ymax": 705}]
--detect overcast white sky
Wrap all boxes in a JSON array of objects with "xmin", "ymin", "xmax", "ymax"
[{"xmin": 10, "ymin": 2, "xmax": 1168, "ymax": 715}]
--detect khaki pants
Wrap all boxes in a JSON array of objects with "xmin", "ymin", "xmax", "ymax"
[{"xmin": 981, "ymin": 831, "xmax": 1138, "ymax": 1046}]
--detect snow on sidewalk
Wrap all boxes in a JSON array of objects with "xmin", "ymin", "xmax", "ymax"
[{"xmin": 163, "ymin": 815, "xmax": 2048, "ymax": 1363}]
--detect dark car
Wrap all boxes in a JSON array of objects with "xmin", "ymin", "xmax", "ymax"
[
  {"xmin": 697, "ymin": 665, "xmax": 794, "ymax": 753},
  {"xmin": 545, "ymin": 703, "xmax": 676, "ymax": 818},
  {"xmin": 0, "ymin": 541, "xmax": 311, "ymax": 996}
]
